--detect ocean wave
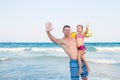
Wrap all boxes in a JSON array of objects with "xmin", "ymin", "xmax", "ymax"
[
  {"xmin": 0, "ymin": 48, "xmax": 64, "ymax": 52},
  {"xmin": 87, "ymin": 59, "xmax": 120, "ymax": 64},
  {"xmin": 0, "ymin": 48, "xmax": 26, "ymax": 52},
  {"xmin": 91, "ymin": 77, "xmax": 110, "ymax": 80},
  {"xmin": 0, "ymin": 47, "xmax": 120, "ymax": 52},
  {"xmin": 31, "ymin": 48, "xmax": 64, "ymax": 52},
  {"xmin": 86, "ymin": 47, "xmax": 97, "ymax": 52},
  {"xmin": 0, "ymin": 57, "xmax": 9, "ymax": 61},
  {"xmin": 95, "ymin": 47, "xmax": 120, "ymax": 52}
]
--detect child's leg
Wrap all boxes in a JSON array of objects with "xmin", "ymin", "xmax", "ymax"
[
  {"xmin": 77, "ymin": 50, "xmax": 86, "ymax": 75},
  {"xmin": 81, "ymin": 55, "xmax": 90, "ymax": 74},
  {"xmin": 77, "ymin": 50, "xmax": 82, "ymax": 75}
]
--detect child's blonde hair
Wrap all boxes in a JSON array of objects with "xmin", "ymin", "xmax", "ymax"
[{"xmin": 76, "ymin": 25, "xmax": 83, "ymax": 29}]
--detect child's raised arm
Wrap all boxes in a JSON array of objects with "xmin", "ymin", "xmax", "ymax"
[{"xmin": 84, "ymin": 24, "xmax": 89, "ymax": 34}]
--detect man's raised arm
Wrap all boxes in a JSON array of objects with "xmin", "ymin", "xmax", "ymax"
[{"xmin": 46, "ymin": 22, "xmax": 62, "ymax": 44}]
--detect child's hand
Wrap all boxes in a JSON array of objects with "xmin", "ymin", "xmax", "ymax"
[
  {"xmin": 77, "ymin": 69, "xmax": 83, "ymax": 75},
  {"xmin": 86, "ymin": 24, "xmax": 90, "ymax": 28}
]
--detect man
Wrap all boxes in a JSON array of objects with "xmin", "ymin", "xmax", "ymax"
[{"xmin": 46, "ymin": 22, "xmax": 88, "ymax": 80}]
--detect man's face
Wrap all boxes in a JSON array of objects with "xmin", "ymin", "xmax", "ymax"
[{"xmin": 63, "ymin": 27, "xmax": 71, "ymax": 37}]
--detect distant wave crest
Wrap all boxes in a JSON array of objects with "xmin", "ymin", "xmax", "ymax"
[
  {"xmin": 87, "ymin": 59, "xmax": 120, "ymax": 64},
  {"xmin": 0, "ymin": 48, "xmax": 64, "ymax": 52},
  {"xmin": 0, "ymin": 57, "xmax": 9, "ymax": 61},
  {"xmin": 0, "ymin": 47, "xmax": 120, "ymax": 52},
  {"xmin": 95, "ymin": 47, "xmax": 120, "ymax": 52}
]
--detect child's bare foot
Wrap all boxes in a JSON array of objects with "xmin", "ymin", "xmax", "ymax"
[{"xmin": 78, "ymin": 68, "xmax": 83, "ymax": 75}]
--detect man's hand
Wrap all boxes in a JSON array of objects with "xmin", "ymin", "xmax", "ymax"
[
  {"xmin": 45, "ymin": 22, "xmax": 61, "ymax": 44},
  {"xmin": 46, "ymin": 22, "xmax": 54, "ymax": 32}
]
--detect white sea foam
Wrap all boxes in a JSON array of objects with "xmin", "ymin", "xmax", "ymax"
[
  {"xmin": 0, "ymin": 57, "xmax": 9, "ymax": 61},
  {"xmin": 31, "ymin": 48, "xmax": 64, "ymax": 52},
  {"xmin": 0, "ymin": 47, "xmax": 120, "ymax": 52},
  {"xmin": 87, "ymin": 59, "xmax": 120, "ymax": 64},
  {"xmin": 0, "ymin": 47, "xmax": 64, "ymax": 52},
  {"xmin": 91, "ymin": 77, "xmax": 110, "ymax": 80},
  {"xmin": 0, "ymin": 48, "xmax": 26, "ymax": 52},
  {"xmin": 95, "ymin": 47, "xmax": 120, "ymax": 52}
]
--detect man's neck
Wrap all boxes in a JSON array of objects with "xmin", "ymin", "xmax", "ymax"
[{"xmin": 63, "ymin": 36, "xmax": 71, "ymax": 40}]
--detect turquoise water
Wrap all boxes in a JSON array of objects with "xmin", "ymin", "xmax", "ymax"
[{"xmin": 0, "ymin": 42, "xmax": 120, "ymax": 80}]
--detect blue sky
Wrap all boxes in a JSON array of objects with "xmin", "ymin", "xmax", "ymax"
[{"xmin": 0, "ymin": 0, "xmax": 120, "ymax": 42}]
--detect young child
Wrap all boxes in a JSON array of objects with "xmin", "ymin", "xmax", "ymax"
[{"xmin": 76, "ymin": 24, "xmax": 90, "ymax": 75}]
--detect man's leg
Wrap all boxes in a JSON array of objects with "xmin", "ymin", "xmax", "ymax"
[{"xmin": 70, "ymin": 59, "xmax": 80, "ymax": 80}]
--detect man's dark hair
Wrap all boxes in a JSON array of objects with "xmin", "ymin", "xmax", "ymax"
[{"xmin": 63, "ymin": 25, "xmax": 70, "ymax": 30}]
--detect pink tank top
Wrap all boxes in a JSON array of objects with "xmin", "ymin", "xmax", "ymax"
[{"xmin": 76, "ymin": 34, "xmax": 84, "ymax": 39}]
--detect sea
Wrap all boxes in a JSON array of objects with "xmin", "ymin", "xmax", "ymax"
[{"xmin": 0, "ymin": 42, "xmax": 120, "ymax": 80}]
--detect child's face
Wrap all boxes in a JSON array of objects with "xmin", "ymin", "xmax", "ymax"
[{"xmin": 77, "ymin": 26, "xmax": 83, "ymax": 33}]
